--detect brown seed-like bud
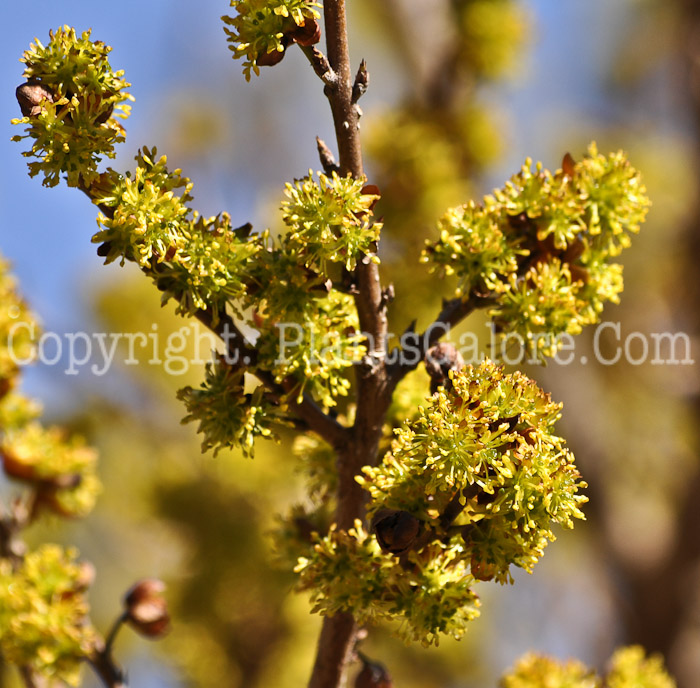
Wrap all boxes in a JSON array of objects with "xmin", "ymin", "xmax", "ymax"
[
  {"xmin": 96, "ymin": 242, "xmax": 112, "ymax": 258},
  {"xmin": 94, "ymin": 103, "xmax": 114, "ymax": 125},
  {"xmin": 123, "ymin": 578, "xmax": 170, "ymax": 639},
  {"xmin": 355, "ymin": 654, "xmax": 393, "ymax": 688},
  {"xmin": 16, "ymin": 81, "xmax": 54, "ymax": 117},
  {"xmin": 562, "ymin": 237, "xmax": 585, "ymax": 264},
  {"xmin": 288, "ymin": 18, "xmax": 321, "ymax": 46},
  {"xmin": 371, "ymin": 509, "xmax": 421, "ymax": 555},
  {"xmin": 50, "ymin": 472, "xmax": 83, "ymax": 490},
  {"xmin": 569, "ymin": 264, "xmax": 590, "ymax": 285},
  {"xmin": 1, "ymin": 448, "xmax": 39, "ymax": 482},
  {"xmin": 562, "ymin": 151, "xmax": 576, "ymax": 178},
  {"xmin": 0, "ymin": 376, "xmax": 15, "ymax": 401},
  {"xmin": 424, "ymin": 342, "xmax": 465, "ymax": 394},
  {"xmin": 507, "ymin": 211, "xmax": 536, "ymax": 236},
  {"xmin": 361, "ymin": 183, "xmax": 381, "ymax": 213},
  {"xmin": 256, "ymin": 42, "xmax": 288, "ymax": 67},
  {"xmin": 470, "ymin": 555, "xmax": 497, "ymax": 582}
]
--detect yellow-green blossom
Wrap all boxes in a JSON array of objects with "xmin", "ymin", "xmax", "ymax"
[
  {"xmin": 282, "ymin": 170, "xmax": 382, "ymax": 273},
  {"xmin": 0, "ymin": 545, "xmax": 97, "ymax": 686},
  {"xmin": 11, "ymin": 26, "xmax": 132, "ymax": 188},
  {"xmin": 1, "ymin": 423, "xmax": 101, "ymax": 517},
  {"xmin": 424, "ymin": 144, "xmax": 650, "ymax": 359},
  {"xmin": 223, "ymin": 0, "xmax": 321, "ymax": 80}
]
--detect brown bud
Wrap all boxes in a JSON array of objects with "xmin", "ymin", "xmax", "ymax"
[
  {"xmin": 163, "ymin": 244, "xmax": 178, "ymax": 261},
  {"xmin": 96, "ymin": 242, "xmax": 112, "ymax": 258},
  {"xmin": 288, "ymin": 18, "xmax": 321, "ymax": 47},
  {"xmin": 569, "ymin": 264, "xmax": 589, "ymax": 285},
  {"xmin": 124, "ymin": 578, "xmax": 170, "ymax": 639},
  {"xmin": 361, "ymin": 184, "xmax": 381, "ymax": 213},
  {"xmin": 16, "ymin": 81, "xmax": 54, "ymax": 117},
  {"xmin": 470, "ymin": 555, "xmax": 497, "ymax": 582},
  {"xmin": 425, "ymin": 342, "xmax": 465, "ymax": 394},
  {"xmin": 487, "ymin": 414, "xmax": 520, "ymax": 435},
  {"xmin": 2, "ymin": 448, "xmax": 39, "ymax": 482},
  {"xmin": 562, "ymin": 151, "xmax": 576, "ymax": 178},
  {"xmin": 0, "ymin": 376, "xmax": 15, "ymax": 401},
  {"xmin": 94, "ymin": 103, "xmax": 114, "ymax": 125},
  {"xmin": 256, "ymin": 43, "xmax": 288, "ymax": 67},
  {"xmin": 562, "ymin": 237, "xmax": 585, "ymax": 264},
  {"xmin": 50, "ymin": 473, "xmax": 83, "ymax": 490},
  {"xmin": 371, "ymin": 509, "xmax": 420, "ymax": 555},
  {"xmin": 355, "ymin": 654, "xmax": 393, "ymax": 688},
  {"xmin": 507, "ymin": 211, "xmax": 536, "ymax": 235},
  {"xmin": 314, "ymin": 137, "xmax": 338, "ymax": 177}
]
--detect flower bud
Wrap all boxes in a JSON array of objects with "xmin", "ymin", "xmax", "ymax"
[
  {"xmin": 470, "ymin": 555, "xmax": 496, "ymax": 582},
  {"xmin": 288, "ymin": 19, "xmax": 321, "ymax": 47},
  {"xmin": 425, "ymin": 342, "xmax": 465, "ymax": 394},
  {"xmin": 94, "ymin": 103, "xmax": 114, "ymax": 125},
  {"xmin": 361, "ymin": 184, "xmax": 381, "ymax": 212},
  {"xmin": 562, "ymin": 151, "xmax": 576, "ymax": 178},
  {"xmin": 0, "ymin": 376, "xmax": 14, "ymax": 401},
  {"xmin": 569, "ymin": 264, "xmax": 590, "ymax": 285},
  {"xmin": 256, "ymin": 43, "xmax": 288, "ymax": 67},
  {"xmin": 1, "ymin": 447, "xmax": 38, "ymax": 481},
  {"xmin": 371, "ymin": 509, "xmax": 420, "ymax": 555},
  {"xmin": 16, "ymin": 81, "xmax": 54, "ymax": 117},
  {"xmin": 123, "ymin": 578, "xmax": 170, "ymax": 639}
]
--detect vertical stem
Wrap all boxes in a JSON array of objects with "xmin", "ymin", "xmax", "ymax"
[
  {"xmin": 18, "ymin": 667, "xmax": 47, "ymax": 688},
  {"xmin": 307, "ymin": 612, "xmax": 357, "ymax": 688},
  {"xmin": 323, "ymin": 0, "xmax": 363, "ymax": 177},
  {"xmin": 306, "ymin": 2, "xmax": 392, "ymax": 687}
]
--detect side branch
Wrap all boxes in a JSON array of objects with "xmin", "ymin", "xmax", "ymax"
[
  {"xmin": 194, "ymin": 310, "xmax": 350, "ymax": 449},
  {"xmin": 386, "ymin": 293, "xmax": 496, "ymax": 390},
  {"xmin": 299, "ymin": 45, "xmax": 337, "ymax": 85},
  {"xmin": 79, "ymin": 182, "xmax": 348, "ymax": 449}
]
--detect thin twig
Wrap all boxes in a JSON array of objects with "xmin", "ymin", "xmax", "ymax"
[
  {"xmin": 194, "ymin": 308, "xmax": 349, "ymax": 448},
  {"xmin": 299, "ymin": 45, "xmax": 337, "ymax": 85},
  {"xmin": 87, "ymin": 646, "xmax": 127, "ymax": 688},
  {"xmin": 386, "ymin": 293, "xmax": 497, "ymax": 391},
  {"xmin": 86, "ymin": 612, "xmax": 130, "ymax": 688},
  {"xmin": 103, "ymin": 611, "xmax": 129, "ymax": 656},
  {"xmin": 78, "ymin": 178, "xmax": 348, "ymax": 449}
]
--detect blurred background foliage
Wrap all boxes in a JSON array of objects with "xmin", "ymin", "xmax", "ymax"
[{"xmin": 1, "ymin": 0, "xmax": 699, "ymax": 686}]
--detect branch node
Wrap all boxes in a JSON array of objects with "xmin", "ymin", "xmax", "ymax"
[
  {"xmin": 302, "ymin": 46, "xmax": 337, "ymax": 86},
  {"xmin": 353, "ymin": 103, "xmax": 363, "ymax": 123}
]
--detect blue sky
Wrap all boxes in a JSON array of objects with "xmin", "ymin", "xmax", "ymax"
[{"xmin": 1, "ymin": 0, "xmax": 657, "ymax": 405}]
